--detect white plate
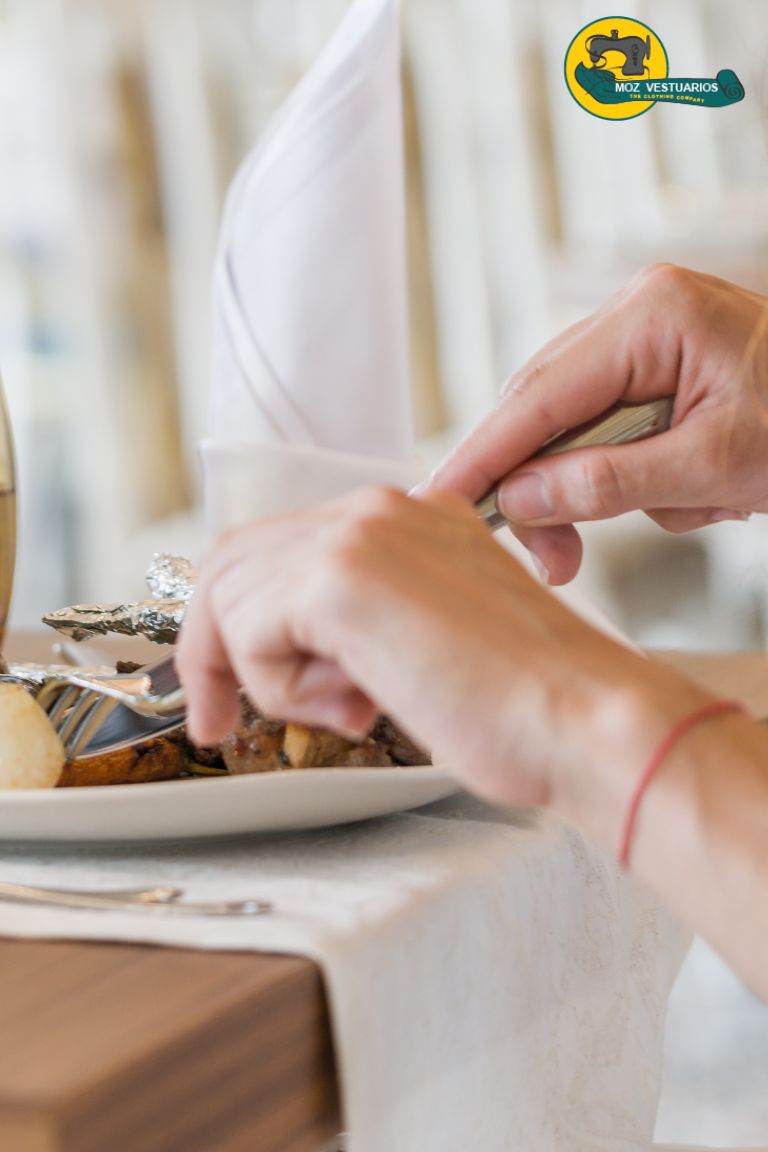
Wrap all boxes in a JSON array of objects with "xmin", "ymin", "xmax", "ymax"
[{"xmin": 0, "ymin": 767, "xmax": 457, "ymax": 842}]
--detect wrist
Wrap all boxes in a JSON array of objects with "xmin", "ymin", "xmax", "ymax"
[
  {"xmin": 551, "ymin": 649, "xmax": 768, "ymax": 995},
  {"xmin": 629, "ymin": 703, "xmax": 768, "ymax": 874},
  {"xmin": 549, "ymin": 658, "xmax": 713, "ymax": 851}
]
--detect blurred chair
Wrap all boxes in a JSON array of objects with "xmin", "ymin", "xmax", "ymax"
[
  {"xmin": 404, "ymin": 0, "xmax": 499, "ymax": 443},
  {"xmin": 139, "ymin": 0, "xmax": 223, "ymax": 490}
]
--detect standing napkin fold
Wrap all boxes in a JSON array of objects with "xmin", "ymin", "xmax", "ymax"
[{"xmin": 211, "ymin": 0, "xmax": 412, "ymax": 460}]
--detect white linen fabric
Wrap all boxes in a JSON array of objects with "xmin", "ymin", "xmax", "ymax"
[
  {"xmin": 0, "ymin": 795, "xmax": 688, "ymax": 1152},
  {"xmin": 210, "ymin": 0, "xmax": 412, "ymax": 460},
  {"xmin": 200, "ymin": 437, "xmax": 423, "ymax": 533}
]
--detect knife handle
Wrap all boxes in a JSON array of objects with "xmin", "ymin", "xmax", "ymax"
[{"xmin": 476, "ymin": 397, "xmax": 673, "ymax": 532}]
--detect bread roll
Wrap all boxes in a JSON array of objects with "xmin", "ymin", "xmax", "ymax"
[{"xmin": 0, "ymin": 684, "xmax": 65, "ymax": 789}]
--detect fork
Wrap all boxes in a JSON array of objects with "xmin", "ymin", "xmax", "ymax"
[
  {"xmin": 0, "ymin": 882, "xmax": 183, "ymax": 905},
  {"xmin": 0, "ymin": 880, "xmax": 271, "ymax": 917},
  {"xmin": 36, "ymin": 653, "xmax": 186, "ymax": 761}
]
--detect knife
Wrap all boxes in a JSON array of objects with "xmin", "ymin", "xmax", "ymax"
[{"xmin": 476, "ymin": 397, "xmax": 673, "ymax": 531}]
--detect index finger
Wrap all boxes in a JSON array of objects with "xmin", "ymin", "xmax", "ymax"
[
  {"xmin": 425, "ymin": 288, "xmax": 677, "ymax": 501},
  {"xmin": 176, "ymin": 582, "xmax": 241, "ymax": 746}
]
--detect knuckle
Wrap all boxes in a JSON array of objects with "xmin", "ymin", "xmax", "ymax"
[
  {"xmin": 578, "ymin": 453, "xmax": 625, "ymax": 520},
  {"xmin": 636, "ymin": 262, "xmax": 685, "ymax": 292},
  {"xmin": 312, "ymin": 506, "xmax": 403, "ymax": 616},
  {"xmin": 327, "ymin": 523, "xmax": 372, "ymax": 572},
  {"xmin": 425, "ymin": 489, "xmax": 473, "ymax": 518},
  {"xmin": 326, "ymin": 537, "xmax": 368, "ymax": 584},
  {"xmin": 508, "ymin": 360, "xmax": 546, "ymax": 400},
  {"xmin": 307, "ymin": 540, "xmax": 369, "ymax": 619},
  {"xmin": 336, "ymin": 487, "xmax": 407, "ymax": 549},
  {"xmin": 635, "ymin": 263, "xmax": 701, "ymax": 315},
  {"xmin": 348, "ymin": 485, "xmax": 405, "ymax": 520}
]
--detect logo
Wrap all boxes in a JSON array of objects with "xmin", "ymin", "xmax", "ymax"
[{"xmin": 564, "ymin": 17, "xmax": 745, "ymax": 121}]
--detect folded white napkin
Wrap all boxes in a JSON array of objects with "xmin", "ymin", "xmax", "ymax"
[
  {"xmin": 0, "ymin": 797, "xmax": 688, "ymax": 1152},
  {"xmin": 211, "ymin": 0, "xmax": 412, "ymax": 462}
]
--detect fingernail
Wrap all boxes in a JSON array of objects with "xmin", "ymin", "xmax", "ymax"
[
  {"xmin": 708, "ymin": 509, "xmax": 752, "ymax": 524},
  {"xmin": 498, "ymin": 472, "xmax": 553, "ymax": 522},
  {"xmin": 532, "ymin": 553, "xmax": 550, "ymax": 585}
]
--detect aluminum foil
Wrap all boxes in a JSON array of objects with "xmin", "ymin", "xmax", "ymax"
[
  {"xmin": 2, "ymin": 661, "xmax": 115, "ymax": 691},
  {"xmin": 42, "ymin": 554, "xmax": 197, "ymax": 644},
  {"xmin": 145, "ymin": 554, "xmax": 197, "ymax": 602},
  {"xmin": 42, "ymin": 598, "xmax": 186, "ymax": 645}
]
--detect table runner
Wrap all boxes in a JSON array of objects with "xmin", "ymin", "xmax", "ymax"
[{"xmin": 0, "ymin": 792, "xmax": 688, "ymax": 1152}]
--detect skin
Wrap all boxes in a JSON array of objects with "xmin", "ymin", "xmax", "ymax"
[
  {"xmin": 425, "ymin": 264, "xmax": 768, "ymax": 584},
  {"xmin": 178, "ymin": 265, "xmax": 768, "ymax": 998}
]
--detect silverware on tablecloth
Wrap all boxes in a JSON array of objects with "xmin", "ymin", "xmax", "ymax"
[
  {"xmin": 35, "ymin": 652, "xmax": 186, "ymax": 760},
  {"xmin": 0, "ymin": 882, "xmax": 182, "ymax": 904},
  {"xmin": 476, "ymin": 398, "xmax": 674, "ymax": 531},
  {"xmin": 0, "ymin": 880, "xmax": 271, "ymax": 917}
]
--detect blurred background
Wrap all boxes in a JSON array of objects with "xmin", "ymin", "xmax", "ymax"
[{"xmin": 0, "ymin": 0, "xmax": 766, "ymax": 1143}]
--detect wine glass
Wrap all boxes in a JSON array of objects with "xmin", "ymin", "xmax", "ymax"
[{"xmin": 0, "ymin": 377, "xmax": 17, "ymax": 649}]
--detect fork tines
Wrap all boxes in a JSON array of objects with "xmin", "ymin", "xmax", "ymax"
[{"xmin": 37, "ymin": 682, "xmax": 119, "ymax": 761}]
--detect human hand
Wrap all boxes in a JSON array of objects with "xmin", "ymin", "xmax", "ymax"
[
  {"xmin": 176, "ymin": 487, "xmax": 701, "ymax": 820},
  {"xmin": 423, "ymin": 265, "xmax": 768, "ymax": 583},
  {"xmin": 177, "ymin": 488, "xmax": 768, "ymax": 995}
]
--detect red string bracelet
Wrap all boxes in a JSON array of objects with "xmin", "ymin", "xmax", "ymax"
[{"xmin": 618, "ymin": 698, "xmax": 746, "ymax": 870}]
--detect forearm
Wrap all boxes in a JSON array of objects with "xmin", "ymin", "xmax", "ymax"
[
  {"xmin": 554, "ymin": 664, "xmax": 768, "ymax": 998},
  {"xmin": 634, "ymin": 706, "xmax": 768, "ymax": 997}
]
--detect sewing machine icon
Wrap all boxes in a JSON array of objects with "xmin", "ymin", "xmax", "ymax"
[{"xmin": 586, "ymin": 28, "xmax": 651, "ymax": 77}]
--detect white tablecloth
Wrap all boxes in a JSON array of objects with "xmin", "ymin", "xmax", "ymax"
[{"xmin": 0, "ymin": 792, "xmax": 688, "ymax": 1152}]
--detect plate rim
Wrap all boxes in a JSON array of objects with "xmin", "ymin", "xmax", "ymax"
[{"xmin": 0, "ymin": 763, "xmax": 454, "ymax": 805}]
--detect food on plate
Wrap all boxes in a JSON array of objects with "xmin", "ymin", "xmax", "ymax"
[
  {"xmin": 220, "ymin": 699, "xmax": 429, "ymax": 774},
  {"xmin": 48, "ymin": 697, "xmax": 431, "ymax": 788},
  {"xmin": 36, "ymin": 563, "xmax": 431, "ymax": 786},
  {"xmin": 2, "ymin": 652, "xmax": 431, "ymax": 787},
  {"xmin": 281, "ymin": 722, "xmax": 391, "ymax": 769},
  {"xmin": 368, "ymin": 715, "xmax": 430, "ymax": 767},
  {"xmin": 0, "ymin": 683, "xmax": 65, "ymax": 789},
  {"xmin": 57, "ymin": 735, "xmax": 187, "ymax": 788}
]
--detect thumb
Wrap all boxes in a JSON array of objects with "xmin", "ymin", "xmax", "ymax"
[{"xmin": 495, "ymin": 427, "xmax": 705, "ymax": 525}]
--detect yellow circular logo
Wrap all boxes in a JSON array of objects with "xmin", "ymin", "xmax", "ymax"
[{"xmin": 564, "ymin": 17, "xmax": 669, "ymax": 120}]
